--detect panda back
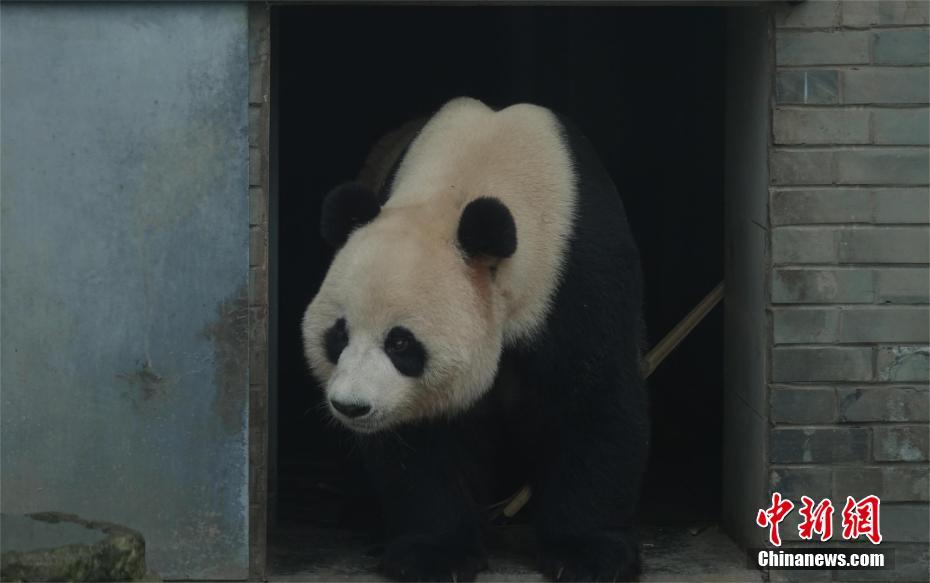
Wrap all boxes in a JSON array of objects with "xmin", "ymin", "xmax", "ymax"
[{"xmin": 387, "ymin": 98, "xmax": 578, "ymax": 344}]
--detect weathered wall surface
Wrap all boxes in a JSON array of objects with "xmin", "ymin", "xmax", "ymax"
[
  {"xmin": 0, "ymin": 3, "xmax": 250, "ymax": 579},
  {"xmin": 246, "ymin": 5, "xmax": 272, "ymax": 579},
  {"xmin": 769, "ymin": 2, "xmax": 929, "ymax": 580}
]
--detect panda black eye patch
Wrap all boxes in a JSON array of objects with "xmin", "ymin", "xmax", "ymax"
[
  {"xmin": 323, "ymin": 318, "xmax": 349, "ymax": 364},
  {"xmin": 383, "ymin": 326, "xmax": 427, "ymax": 377}
]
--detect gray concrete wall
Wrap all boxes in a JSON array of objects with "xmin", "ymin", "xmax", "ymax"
[
  {"xmin": 1, "ymin": 3, "xmax": 250, "ymax": 579},
  {"xmin": 723, "ymin": 6, "xmax": 772, "ymax": 550}
]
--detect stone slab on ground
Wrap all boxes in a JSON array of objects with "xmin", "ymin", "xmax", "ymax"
[{"xmin": 0, "ymin": 512, "xmax": 149, "ymax": 582}]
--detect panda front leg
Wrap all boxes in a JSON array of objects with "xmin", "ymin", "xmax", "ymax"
[
  {"xmin": 531, "ymin": 369, "xmax": 649, "ymax": 582},
  {"xmin": 361, "ymin": 427, "xmax": 488, "ymax": 582}
]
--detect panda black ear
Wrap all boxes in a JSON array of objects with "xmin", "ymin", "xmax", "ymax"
[
  {"xmin": 320, "ymin": 182, "xmax": 381, "ymax": 248},
  {"xmin": 457, "ymin": 197, "xmax": 517, "ymax": 264}
]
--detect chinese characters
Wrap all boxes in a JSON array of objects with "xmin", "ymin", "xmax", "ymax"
[{"xmin": 756, "ymin": 493, "xmax": 882, "ymax": 546}]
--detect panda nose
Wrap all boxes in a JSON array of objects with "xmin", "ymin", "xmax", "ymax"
[{"xmin": 330, "ymin": 399, "xmax": 372, "ymax": 419}]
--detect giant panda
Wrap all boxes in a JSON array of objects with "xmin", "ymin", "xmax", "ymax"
[{"xmin": 302, "ymin": 97, "xmax": 648, "ymax": 582}]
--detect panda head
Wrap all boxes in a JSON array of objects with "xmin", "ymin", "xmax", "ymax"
[{"xmin": 302, "ymin": 182, "xmax": 517, "ymax": 433}]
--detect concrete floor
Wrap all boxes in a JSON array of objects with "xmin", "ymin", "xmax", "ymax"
[{"xmin": 268, "ymin": 524, "xmax": 764, "ymax": 582}]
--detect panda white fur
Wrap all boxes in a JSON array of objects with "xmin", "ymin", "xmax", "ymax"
[{"xmin": 302, "ymin": 97, "xmax": 648, "ymax": 582}]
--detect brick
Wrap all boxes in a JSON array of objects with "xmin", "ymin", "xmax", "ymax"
[
  {"xmin": 772, "ymin": 228, "xmax": 837, "ymax": 264},
  {"xmin": 881, "ymin": 504, "xmax": 929, "ymax": 542},
  {"xmin": 837, "ymin": 227, "xmax": 930, "ymax": 263},
  {"xmin": 771, "ymin": 149, "xmax": 834, "ymax": 185},
  {"xmin": 874, "ymin": 425, "xmax": 930, "ymax": 461},
  {"xmin": 249, "ymin": 459, "xmax": 266, "ymax": 503},
  {"xmin": 249, "ymin": 146, "xmax": 262, "ymax": 186},
  {"xmin": 771, "ymin": 467, "xmax": 833, "ymax": 500},
  {"xmin": 254, "ymin": 31, "xmax": 270, "ymax": 58},
  {"xmin": 249, "ymin": 62, "xmax": 265, "ymax": 105},
  {"xmin": 773, "ymin": 107, "xmax": 870, "ymax": 144},
  {"xmin": 843, "ymin": 68, "xmax": 930, "ymax": 104},
  {"xmin": 772, "ymin": 387, "xmax": 836, "ymax": 423},
  {"xmin": 249, "ymin": 523, "xmax": 266, "ymax": 580},
  {"xmin": 776, "ymin": 1, "xmax": 840, "ymax": 28},
  {"xmin": 248, "ymin": 105, "xmax": 262, "ymax": 147},
  {"xmin": 249, "ymin": 226, "xmax": 266, "ymax": 268},
  {"xmin": 773, "ymin": 347, "xmax": 873, "ymax": 382},
  {"xmin": 878, "ymin": 345, "xmax": 930, "ymax": 381},
  {"xmin": 772, "ymin": 268, "xmax": 874, "ymax": 303},
  {"xmin": 879, "ymin": 1, "xmax": 930, "ymax": 25},
  {"xmin": 834, "ymin": 466, "xmax": 883, "ymax": 500},
  {"xmin": 842, "ymin": 1, "xmax": 930, "ymax": 27},
  {"xmin": 771, "ymin": 427, "xmax": 870, "ymax": 463},
  {"xmin": 835, "ymin": 542, "xmax": 929, "ymax": 581},
  {"xmin": 777, "ymin": 31, "xmax": 870, "ymax": 66},
  {"xmin": 248, "ymin": 4, "xmax": 270, "ymax": 62},
  {"xmin": 873, "ymin": 30, "xmax": 930, "ymax": 66},
  {"xmin": 771, "ymin": 188, "xmax": 930, "ymax": 225},
  {"xmin": 248, "ymin": 498, "xmax": 268, "ymax": 554},
  {"xmin": 771, "ymin": 189, "xmax": 871, "ymax": 225},
  {"xmin": 840, "ymin": 3, "xmax": 877, "ymax": 28},
  {"xmin": 249, "ymin": 306, "xmax": 268, "ymax": 358},
  {"xmin": 884, "ymin": 467, "xmax": 930, "ymax": 502},
  {"xmin": 832, "ymin": 465, "xmax": 930, "ymax": 505},
  {"xmin": 838, "ymin": 387, "xmax": 930, "ymax": 422},
  {"xmin": 885, "ymin": 543, "xmax": 930, "ymax": 581},
  {"xmin": 249, "ymin": 388, "xmax": 267, "ymax": 432},
  {"xmin": 249, "ymin": 186, "xmax": 266, "ymax": 227},
  {"xmin": 876, "ymin": 268, "xmax": 930, "ymax": 303},
  {"xmin": 249, "ymin": 344, "xmax": 267, "ymax": 387},
  {"xmin": 248, "ymin": 422, "xmax": 266, "ymax": 466},
  {"xmin": 896, "ymin": 544, "xmax": 930, "ymax": 581},
  {"xmin": 775, "ymin": 307, "xmax": 929, "ymax": 344},
  {"xmin": 840, "ymin": 307, "xmax": 930, "ymax": 343},
  {"xmin": 250, "ymin": 547, "xmax": 266, "ymax": 581},
  {"xmin": 873, "ymin": 188, "xmax": 930, "ymax": 222},
  {"xmin": 773, "ymin": 308, "xmax": 841, "ymax": 343},
  {"xmin": 775, "ymin": 70, "xmax": 840, "ymax": 104},
  {"xmin": 834, "ymin": 149, "xmax": 929, "ymax": 185},
  {"xmin": 872, "ymin": 108, "xmax": 930, "ymax": 145},
  {"xmin": 248, "ymin": 268, "xmax": 267, "ymax": 308}
]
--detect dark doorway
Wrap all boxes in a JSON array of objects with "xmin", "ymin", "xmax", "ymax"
[{"xmin": 271, "ymin": 5, "xmax": 725, "ymax": 575}]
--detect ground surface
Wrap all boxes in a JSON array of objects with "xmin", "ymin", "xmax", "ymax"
[{"xmin": 268, "ymin": 524, "xmax": 764, "ymax": 582}]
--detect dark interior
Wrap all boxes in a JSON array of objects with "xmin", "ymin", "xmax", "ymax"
[{"xmin": 272, "ymin": 4, "xmax": 725, "ymax": 569}]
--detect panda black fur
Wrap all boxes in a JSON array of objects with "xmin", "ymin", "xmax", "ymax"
[{"xmin": 303, "ymin": 98, "xmax": 648, "ymax": 582}]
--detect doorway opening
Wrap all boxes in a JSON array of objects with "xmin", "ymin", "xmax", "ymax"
[{"xmin": 266, "ymin": 5, "xmax": 767, "ymax": 578}]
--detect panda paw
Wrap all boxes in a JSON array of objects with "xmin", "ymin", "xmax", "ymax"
[
  {"xmin": 539, "ymin": 530, "xmax": 641, "ymax": 582},
  {"xmin": 382, "ymin": 533, "xmax": 488, "ymax": 582}
]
